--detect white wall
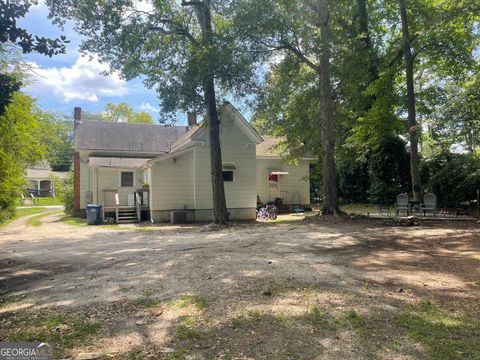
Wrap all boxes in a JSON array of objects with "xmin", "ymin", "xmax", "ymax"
[
  {"xmin": 150, "ymin": 151, "xmax": 195, "ymax": 211},
  {"xmin": 194, "ymin": 112, "xmax": 257, "ymax": 211},
  {"xmin": 256, "ymin": 159, "xmax": 310, "ymax": 205},
  {"xmin": 79, "ymin": 155, "xmax": 145, "ymax": 209},
  {"xmin": 79, "ymin": 152, "xmax": 90, "ymax": 209}
]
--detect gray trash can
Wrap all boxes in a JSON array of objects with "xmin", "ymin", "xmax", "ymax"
[{"xmin": 86, "ymin": 204, "xmax": 103, "ymax": 225}]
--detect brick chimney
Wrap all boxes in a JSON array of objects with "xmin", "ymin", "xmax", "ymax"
[
  {"xmin": 73, "ymin": 107, "xmax": 82, "ymax": 217},
  {"xmin": 187, "ymin": 112, "xmax": 197, "ymax": 126},
  {"xmin": 74, "ymin": 107, "xmax": 82, "ymax": 131}
]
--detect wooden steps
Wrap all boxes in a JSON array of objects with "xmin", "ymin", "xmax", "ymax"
[{"xmin": 117, "ymin": 206, "xmax": 139, "ymax": 224}]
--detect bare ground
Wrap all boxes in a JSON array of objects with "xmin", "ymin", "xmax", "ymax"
[{"xmin": 0, "ymin": 213, "xmax": 479, "ymax": 359}]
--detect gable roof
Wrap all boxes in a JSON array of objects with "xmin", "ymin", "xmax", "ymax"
[
  {"xmin": 256, "ymin": 136, "xmax": 316, "ymax": 160},
  {"xmin": 256, "ymin": 137, "xmax": 286, "ymax": 157},
  {"xmin": 222, "ymin": 103, "xmax": 263, "ymax": 144},
  {"xmin": 74, "ymin": 121, "xmax": 188, "ymax": 153}
]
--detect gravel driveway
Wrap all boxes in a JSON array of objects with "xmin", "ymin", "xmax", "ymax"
[{"xmin": 1, "ymin": 213, "xmax": 479, "ymax": 359}]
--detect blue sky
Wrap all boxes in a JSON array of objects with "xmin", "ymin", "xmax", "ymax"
[{"xmin": 18, "ymin": 2, "xmax": 185, "ymax": 124}]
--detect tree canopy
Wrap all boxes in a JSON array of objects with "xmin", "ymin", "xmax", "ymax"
[{"xmin": 102, "ymin": 102, "xmax": 155, "ymax": 124}]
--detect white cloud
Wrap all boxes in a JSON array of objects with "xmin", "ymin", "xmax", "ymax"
[
  {"xmin": 140, "ymin": 102, "xmax": 159, "ymax": 113},
  {"xmin": 28, "ymin": 55, "xmax": 128, "ymax": 102}
]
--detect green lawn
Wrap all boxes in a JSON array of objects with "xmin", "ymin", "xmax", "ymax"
[
  {"xmin": 17, "ymin": 197, "xmax": 63, "ymax": 207},
  {"xmin": 0, "ymin": 207, "xmax": 48, "ymax": 228},
  {"xmin": 26, "ymin": 211, "xmax": 62, "ymax": 226}
]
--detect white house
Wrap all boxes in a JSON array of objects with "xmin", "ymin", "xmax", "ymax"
[
  {"xmin": 25, "ymin": 162, "xmax": 68, "ymax": 197},
  {"xmin": 73, "ymin": 103, "xmax": 312, "ymax": 223}
]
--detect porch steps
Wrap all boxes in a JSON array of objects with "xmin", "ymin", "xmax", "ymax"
[{"xmin": 117, "ymin": 206, "xmax": 139, "ymax": 224}]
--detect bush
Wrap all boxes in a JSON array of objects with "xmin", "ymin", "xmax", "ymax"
[
  {"xmin": 51, "ymin": 171, "xmax": 74, "ymax": 215},
  {"xmin": 424, "ymin": 153, "xmax": 480, "ymax": 207},
  {"xmin": 337, "ymin": 148, "xmax": 369, "ymax": 203},
  {"xmin": 367, "ymin": 136, "xmax": 411, "ymax": 204},
  {"xmin": 336, "ymin": 136, "xmax": 410, "ymax": 204}
]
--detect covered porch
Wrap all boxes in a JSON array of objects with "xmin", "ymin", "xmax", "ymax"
[{"xmin": 88, "ymin": 157, "xmax": 151, "ymax": 224}]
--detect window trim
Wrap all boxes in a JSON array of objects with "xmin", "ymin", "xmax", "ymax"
[{"xmin": 119, "ymin": 170, "xmax": 135, "ymax": 188}]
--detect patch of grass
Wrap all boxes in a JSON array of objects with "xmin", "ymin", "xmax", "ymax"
[
  {"xmin": 305, "ymin": 306, "xmax": 326, "ymax": 322},
  {"xmin": 58, "ymin": 215, "xmax": 87, "ymax": 226},
  {"xmin": 163, "ymin": 349, "xmax": 192, "ymax": 360},
  {"xmin": 26, "ymin": 211, "xmax": 61, "ymax": 226},
  {"xmin": 7, "ymin": 314, "xmax": 100, "ymax": 357},
  {"xmin": 127, "ymin": 348, "xmax": 148, "ymax": 360},
  {"xmin": 170, "ymin": 294, "xmax": 209, "ymax": 310},
  {"xmin": 247, "ymin": 309, "xmax": 262, "ymax": 321},
  {"xmin": 244, "ymin": 310, "xmax": 290, "ymax": 327},
  {"xmin": 175, "ymin": 316, "xmax": 202, "ymax": 340},
  {"xmin": 17, "ymin": 197, "xmax": 63, "ymax": 207},
  {"xmin": 0, "ymin": 208, "xmax": 47, "ymax": 228},
  {"xmin": 0, "ymin": 294, "xmax": 26, "ymax": 308},
  {"xmin": 135, "ymin": 291, "xmax": 163, "ymax": 308},
  {"xmin": 394, "ymin": 304, "xmax": 480, "ymax": 359}
]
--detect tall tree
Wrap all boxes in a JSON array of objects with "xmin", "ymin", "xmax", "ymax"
[
  {"xmin": 398, "ymin": 0, "xmax": 422, "ymax": 202},
  {"xmin": 36, "ymin": 111, "xmax": 74, "ymax": 171},
  {"xmin": 237, "ymin": 0, "xmax": 377, "ymax": 215},
  {"xmin": 316, "ymin": 0, "xmax": 338, "ymax": 215},
  {"xmin": 0, "ymin": 1, "xmax": 68, "ymax": 115},
  {"xmin": 47, "ymin": 0, "xmax": 258, "ymax": 224},
  {"xmin": 0, "ymin": 92, "xmax": 44, "ymax": 222},
  {"xmin": 102, "ymin": 102, "xmax": 154, "ymax": 124}
]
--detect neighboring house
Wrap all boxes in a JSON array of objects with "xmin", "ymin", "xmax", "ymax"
[
  {"xmin": 25, "ymin": 162, "xmax": 68, "ymax": 197},
  {"xmin": 73, "ymin": 103, "xmax": 312, "ymax": 223}
]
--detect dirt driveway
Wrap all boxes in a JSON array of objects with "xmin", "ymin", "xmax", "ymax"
[{"xmin": 1, "ymin": 213, "xmax": 479, "ymax": 359}]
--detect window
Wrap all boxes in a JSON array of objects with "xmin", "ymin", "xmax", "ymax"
[
  {"xmin": 120, "ymin": 171, "xmax": 134, "ymax": 187},
  {"xmin": 222, "ymin": 170, "xmax": 234, "ymax": 182}
]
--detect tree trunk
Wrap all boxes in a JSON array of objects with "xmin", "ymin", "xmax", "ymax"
[
  {"xmin": 317, "ymin": 0, "xmax": 340, "ymax": 215},
  {"xmin": 203, "ymin": 78, "xmax": 228, "ymax": 224},
  {"xmin": 196, "ymin": 0, "xmax": 228, "ymax": 224},
  {"xmin": 398, "ymin": 0, "xmax": 423, "ymax": 202},
  {"xmin": 357, "ymin": 0, "xmax": 369, "ymax": 45}
]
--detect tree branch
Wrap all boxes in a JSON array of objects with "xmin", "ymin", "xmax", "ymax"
[
  {"xmin": 280, "ymin": 41, "xmax": 319, "ymax": 72},
  {"xmin": 181, "ymin": 0, "xmax": 207, "ymax": 8},
  {"xmin": 150, "ymin": 25, "xmax": 197, "ymax": 45}
]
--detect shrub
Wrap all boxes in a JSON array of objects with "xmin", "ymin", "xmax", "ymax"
[
  {"xmin": 51, "ymin": 171, "xmax": 74, "ymax": 215},
  {"xmin": 424, "ymin": 153, "xmax": 480, "ymax": 207},
  {"xmin": 368, "ymin": 136, "xmax": 411, "ymax": 204}
]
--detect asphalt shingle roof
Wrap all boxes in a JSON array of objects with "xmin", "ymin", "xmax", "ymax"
[{"xmin": 74, "ymin": 121, "xmax": 189, "ymax": 153}]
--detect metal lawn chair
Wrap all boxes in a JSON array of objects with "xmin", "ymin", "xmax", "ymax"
[
  {"xmin": 395, "ymin": 193, "xmax": 411, "ymax": 216},
  {"xmin": 420, "ymin": 193, "xmax": 437, "ymax": 216}
]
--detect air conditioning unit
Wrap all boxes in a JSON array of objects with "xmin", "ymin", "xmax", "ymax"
[{"xmin": 170, "ymin": 211, "xmax": 188, "ymax": 224}]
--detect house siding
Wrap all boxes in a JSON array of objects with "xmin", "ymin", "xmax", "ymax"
[
  {"xmin": 150, "ymin": 151, "xmax": 195, "ymax": 212},
  {"xmin": 193, "ymin": 113, "xmax": 257, "ymax": 213},
  {"xmin": 79, "ymin": 155, "xmax": 90, "ymax": 210},
  {"xmin": 256, "ymin": 159, "xmax": 310, "ymax": 205}
]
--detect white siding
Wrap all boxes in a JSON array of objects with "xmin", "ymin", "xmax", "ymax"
[
  {"xmin": 79, "ymin": 158, "xmax": 90, "ymax": 209},
  {"xmin": 79, "ymin": 150, "xmax": 146, "ymax": 209},
  {"xmin": 150, "ymin": 151, "xmax": 195, "ymax": 210},
  {"xmin": 256, "ymin": 159, "xmax": 310, "ymax": 205},
  {"xmin": 194, "ymin": 113, "xmax": 257, "ymax": 210}
]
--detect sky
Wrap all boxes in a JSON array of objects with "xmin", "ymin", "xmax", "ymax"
[{"xmin": 18, "ymin": 2, "xmax": 186, "ymax": 124}]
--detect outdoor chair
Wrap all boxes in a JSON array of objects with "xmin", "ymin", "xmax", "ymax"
[
  {"xmin": 420, "ymin": 193, "xmax": 437, "ymax": 216},
  {"xmin": 395, "ymin": 193, "xmax": 411, "ymax": 216}
]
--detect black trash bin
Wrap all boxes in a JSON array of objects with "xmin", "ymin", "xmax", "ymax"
[{"xmin": 86, "ymin": 204, "xmax": 103, "ymax": 225}]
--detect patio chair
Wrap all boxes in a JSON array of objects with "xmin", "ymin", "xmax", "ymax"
[
  {"xmin": 420, "ymin": 193, "xmax": 437, "ymax": 217},
  {"xmin": 395, "ymin": 193, "xmax": 411, "ymax": 216}
]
